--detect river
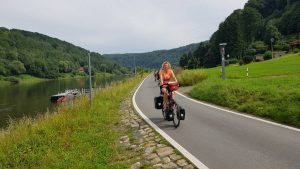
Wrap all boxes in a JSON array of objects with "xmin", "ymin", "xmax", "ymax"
[{"xmin": 0, "ymin": 75, "xmax": 124, "ymax": 128}]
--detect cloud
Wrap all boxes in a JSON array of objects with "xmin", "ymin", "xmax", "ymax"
[{"xmin": 0, "ymin": 0, "xmax": 247, "ymax": 54}]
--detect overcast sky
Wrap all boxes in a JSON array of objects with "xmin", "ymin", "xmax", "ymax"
[{"xmin": 0, "ymin": 0, "xmax": 248, "ymax": 54}]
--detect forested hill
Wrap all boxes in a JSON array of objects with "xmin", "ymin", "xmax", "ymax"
[
  {"xmin": 180, "ymin": 0, "xmax": 300, "ymax": 69},
  {"xmin": 0, "ymin": 27, "xmax": 128, "ymax": 79},
  {"xmin": 103, "ymin": 43, "xmax": 199, "ymax": 69}
]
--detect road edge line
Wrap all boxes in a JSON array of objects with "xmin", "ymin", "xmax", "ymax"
[
  {"xmin": 176, "ymin": 91, "xmax": 300, "ymax": 132},
  {"xmin": 132, "ymin": 76, "xmax": 209, "ymax": 169}
]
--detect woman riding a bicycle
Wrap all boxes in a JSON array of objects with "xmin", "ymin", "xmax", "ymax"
[{"xmin": 159, "ymin": 61, "xmax": 178, "ymax": 112}]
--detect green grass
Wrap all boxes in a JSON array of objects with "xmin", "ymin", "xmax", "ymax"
[
  {"xmin": 177, "ymin": 69, "xmax": 208, "ymax": 86},
  {"xmin": 0, "ymin": 74, "xmax": 46, "ymax": 84},
  {"xmin": 179, "ymin": 53, "xmax": 300, "ymax": 127},
  {"xmin": 0, "ymin": 76, "xmax": 144, "ymax": 168}
]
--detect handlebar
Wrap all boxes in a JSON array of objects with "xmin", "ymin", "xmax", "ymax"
[{"xmin": 160, "ymin": 82, "xmax": 179, "ymax": 87}]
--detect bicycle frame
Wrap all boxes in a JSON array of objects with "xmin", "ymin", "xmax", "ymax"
[{"xmin": 161, "ymin": 83, "xmax": 180, "ymax": 128}]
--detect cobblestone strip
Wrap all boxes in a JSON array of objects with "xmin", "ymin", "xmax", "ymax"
[{"xmin": 119, "ymin": 97, "xmax": 196, "ymax": 169}]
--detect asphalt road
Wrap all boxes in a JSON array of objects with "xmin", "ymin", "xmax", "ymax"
[{"xmin": 134, "ymin": 75, "xmax": 300, "ymax": 169}]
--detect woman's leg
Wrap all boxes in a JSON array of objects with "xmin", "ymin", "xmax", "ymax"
[{"xmin": 162, "ymin": 88, "xmax": 168, "ymax": 111}]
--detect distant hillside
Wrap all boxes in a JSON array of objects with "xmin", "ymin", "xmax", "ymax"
[
  {"xmin": 180, "ymin": 0, "xmax": 300, "ymax": 69},
  {"xmin": 104, "ymin": 43, "xmax": 199, "ymax": 69},
  {"xmin": 0, "ymin": 27, "xmax": 128, "ymax": 79}
]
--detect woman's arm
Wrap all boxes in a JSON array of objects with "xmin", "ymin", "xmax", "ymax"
[{"xmin": 171, "ymin": 70, "xmax": 177, "ymax": 83}]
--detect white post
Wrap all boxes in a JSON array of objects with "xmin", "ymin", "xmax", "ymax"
[{"xmin": 88, "ymin": 52, "xmax": 92, "ymax": 108}]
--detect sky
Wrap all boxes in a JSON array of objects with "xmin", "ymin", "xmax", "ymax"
[{"xmin": 0, "ymin": 0, "xmax": 248, "ymax": 54}]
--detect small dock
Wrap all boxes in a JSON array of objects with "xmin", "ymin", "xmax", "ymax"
[{"xmin": 50, "ymin": 89, "xmax": 84, "ymax": 103}]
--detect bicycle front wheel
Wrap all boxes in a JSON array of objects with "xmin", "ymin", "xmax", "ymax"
[
  {"xmin": 162, "ymin": 109, "xmax": 167, "ymax": 120},
  {"xmin": 172, "ymin": 103, "xmax": 180, "ymax": 128}
]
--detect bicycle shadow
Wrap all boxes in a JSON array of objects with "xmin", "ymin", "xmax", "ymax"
[{"xmin": 149, "ymin": 117, "xmax": 177, "ymax": 130}]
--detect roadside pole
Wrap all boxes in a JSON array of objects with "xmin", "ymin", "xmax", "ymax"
[
  {"xmin": 88, "ymin": 52, "xmax": 92, "ymax": 108},
  {"xmin": 271, "ymin": 38, "xmax": 274, "ymax": 59},
  {"xmin": 219, "ymin": 43, "xmax": 227, "ymax": 80}
]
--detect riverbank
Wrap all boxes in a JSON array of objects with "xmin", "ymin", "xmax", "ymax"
[
  {"xmin": 0, "ymin": 74, "xmax": 47, "ymax": 84},
  {"xmin": 58, "ymin": 72, "xmax": 114, "ymax": 80},
  {"xmin": 0, "ymin": 73, "xmax": 115, "ymax": 85},
  {"xmin": 177, "ymin": 53, "xmax": 300, "ymax": 128},
  {"xmin": 0, "ymin": 75, "xmax": 195, "ymax": 168},
  {"xmin": 0, "ymin": 76, "xmax": 143, "ymax": 168}
]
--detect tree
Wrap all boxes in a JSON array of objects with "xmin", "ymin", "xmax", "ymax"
[
  {"xmin": 251, "ymin": 41, "xmax": 268, "ymax": 53},
  {"xmin": 241, "ymin": 7, "xmax": 264, "ymax": 44},
  {"xmin": 193, "ymin": 41, "xmax": 212, "ymax": 67},
  {"xmin": 179, "ymin": 54, "xmax": 188, "ymax": 68},
  {"xmin": 9, "ymin": 60, "xmax": 26, "ymax": 75},
  {"xmin": 264, "ymin": 23, "xmax": 282, "ymax": 43},
  {"xmin": 279, "ymin": 2, "xmax": 300, "ymax": 35},
  {"xmin": 59, "ymin": 60, "xmax": 74, "ymax": 73},
  {"xmin": 0, "ymin": 61, "xmax": 7, "ymax": 76}
]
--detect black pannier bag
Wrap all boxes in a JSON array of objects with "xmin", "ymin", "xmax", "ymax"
[
  {"xmin": 178, "ymin": 106, "xmax": 185, "ymax": 120},
  {"xmin": 154, "ymin": 96, "xmax": 163, "ymax": 109},
  {"xmin": 166, "ymin": 108, "xmax": 174, "ymax": 121}
]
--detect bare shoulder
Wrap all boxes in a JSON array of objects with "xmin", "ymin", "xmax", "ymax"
[{"xmin": 170, "ymin": 69, "xmax": 175, "ymax": 74}]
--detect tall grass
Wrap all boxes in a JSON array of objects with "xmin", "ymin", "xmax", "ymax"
[
  {"xmin": 177, "ymin": 69, "xmax": 208, "ymax": 86},
  {"xmin": 0, "ymin": 76, "xmax": 144, "ymax": 168},
  {"xmin": 180, "ymin": 53, "xmax": 300, "ymax": 127}
]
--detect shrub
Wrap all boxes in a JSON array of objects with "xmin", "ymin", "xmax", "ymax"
[
  {"xmin": 5, "ymin": 76, "xmax": 19, "ymax": 84},
  {"xmin": 264, "ymin": 51, "xmax": 272, "ymax": 60},
  {"xmin": 177, "ymin": 69, "xmax": 208, "ymax": 86},
  {"xmin": 239, "ymin": 60, "xmax": 244, "ymax": 65},
  {"xmin": 242, "ymin": 56, "xmax": 253, "ymax": 64},
  {"xmin": 173, "ymin": 67, "xmax": 183, "ymax": 75},
  {"xmin": 293, "ymin": 48, "xmax": 300, "ymax": 53},
  {"xmin": 251, "ymin": 41, "xmax": 268, "ymax": 53},
  {"xmin": 227, "ymin": 58, "xmax": 239, "ymax": 65}
]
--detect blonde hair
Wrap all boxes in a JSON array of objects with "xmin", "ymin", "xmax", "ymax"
[{"xmin": 161, "ymin": 61, "xmax": 171, "ymax": 70}]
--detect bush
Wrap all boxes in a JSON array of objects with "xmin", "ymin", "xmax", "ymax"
[
  {"xmin": 293, "ymin": 48, "xmax": 300, "ymax": 53},
  {"xmin": 242, "ymin": 56, "xmax": 253, "ymax": 64},
  {"xmin": 177, "ymin": 69, "xmax": 208, "ymax": 86},
  {"xmin": 264, "ymin": 51, "xmax": 272, "ymax": 60},
  {"xmin": 227, "ymin": 58, "xmax": 238, "ymax": 65},
  {"xmin": 239, "ymin": 60, "xmax": 244, "ymax": 65},
  {"xmin": 274, "ymin": 42, "xmax": 289, "ymax": 51},
  {"xmin": 5, "ymin": 76, "xmax": 19, "ymax": 84},
  {"xmin": 251, "ymin": 41, "xmax": 268, "ymax": 53}
]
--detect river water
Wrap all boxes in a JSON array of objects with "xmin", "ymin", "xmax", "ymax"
[{"xmin": 0, "ymin": 76, "xmax": 124, "ymax": 128}]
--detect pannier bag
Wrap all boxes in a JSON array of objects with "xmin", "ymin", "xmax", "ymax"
[
  {"xmin": 166, "ymin": 108, "xmax": 174, "ymax": 121},
  {"xmin": 178, "ymin": 106, "xmax": 185, "ymax": 120},
  {"xmin": 154, "ymin": 96, "xmax": 163, "ymax": 109}
]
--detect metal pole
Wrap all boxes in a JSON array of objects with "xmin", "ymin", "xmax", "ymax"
[
  {"xmin": 219, "ymin": 43, "xmax": 227, "ymax": 80},
  {"xmin": 221, "ymin": 51, "xmax": 225, "ymax": 79},
  {"xmin": 271, "ymin": 41, "xmax": 274, "ymax": 59},
  {"xmin": 271, "ymin": 38, "xmax": 274, "ymax": 59},
  {"xmin": 104, "ymin": 67, "xmax": 106, "ymax": 87},
  {"xmin": 88, "ymin": 52, "xmax": 92, "ymax": 107}
]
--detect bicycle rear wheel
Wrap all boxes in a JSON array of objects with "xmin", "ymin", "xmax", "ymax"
[{"xmin": 172, "ymin": 103, "xmax": 180, "ymax": 128}]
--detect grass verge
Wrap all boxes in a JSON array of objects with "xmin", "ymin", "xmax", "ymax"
[
  {"xmin": 179, "ymin": 53, "xmax": 300, "ymax": 128},
  {"xmin": 177, "ymin": 69, "xmax": 208, "ymax": 86},
  {"xmin": 0, "ymin": 75, "xmax": 144, "ymax": 168},
  {"xmin": 0, "ymin": 74, "xmax": 46, "ymax": 84}
]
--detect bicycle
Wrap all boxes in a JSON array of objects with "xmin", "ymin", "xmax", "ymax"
[{"xmin": 160, "ymin": 82, "xmax": 185, "ymax": 128}]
